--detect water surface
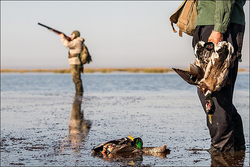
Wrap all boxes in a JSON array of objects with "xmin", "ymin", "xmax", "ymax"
[{"xmin": 1, "ymin": 73, "xmax": 249, "ymax": 166}]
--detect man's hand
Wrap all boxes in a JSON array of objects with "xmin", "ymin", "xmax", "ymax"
[
  {"xmin": 59, "ymin": 33, "xmax": 65, "ymax": 38},
  {"xmin": 208, "ymin": 30, "xmax": 223, "ymax": 44}
]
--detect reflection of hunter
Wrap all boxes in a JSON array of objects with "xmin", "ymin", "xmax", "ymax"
[
  {"xmin": 210, "ymin": 151, "xmax": 245, "ymax": 167},
  {"xmin": 69, "ymin": 95, "xmax": 92, "ymax": 152}
]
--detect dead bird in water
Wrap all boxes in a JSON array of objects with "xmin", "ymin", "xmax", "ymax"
[
  {"xmin": 172, "ymin": 41, "xmax": 234, "ymax": 123},
  {"xmin": 92, "ymin": 135, "xmax": 169, "ymax": 160}
]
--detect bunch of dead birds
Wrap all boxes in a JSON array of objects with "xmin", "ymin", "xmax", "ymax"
[{"xmin": 173, "ymin": 41, "xmax": 234, "ymax": 124}]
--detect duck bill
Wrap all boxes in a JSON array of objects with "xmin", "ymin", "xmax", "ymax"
[
  {"xmin": 128, "ymin": 135, "xmax": 134, "ymax": 141},
  {"xmin": 208, "ymin": 114, "xmax": 213, "ymax": 124}
]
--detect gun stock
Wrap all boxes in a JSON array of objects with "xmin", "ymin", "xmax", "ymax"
[{"xmin": 38, "ymin": 22, "xmax": 71, "ymax": 41}]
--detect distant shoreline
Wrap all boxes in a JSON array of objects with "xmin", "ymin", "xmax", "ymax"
[{"xmin": 1, "ymin": 68, "xmax": 249, "ymax": 74}]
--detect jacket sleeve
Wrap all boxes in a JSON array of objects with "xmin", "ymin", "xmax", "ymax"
[
  {"xmin": 61, "ymin": 37, "xmax": 76, "ymax": 48},
  {"xmin": 214, "ymin": 0, "xmax": 235, "ymax": 33}
]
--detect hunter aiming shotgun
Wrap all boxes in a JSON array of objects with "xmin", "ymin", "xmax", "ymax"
[{"xmin": 38, "ymin": 22, "xmax": 71, "ymax": 41}]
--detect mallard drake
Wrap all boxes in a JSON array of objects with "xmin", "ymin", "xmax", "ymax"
[
  {"xmin": 92, "ymin": 135, "xmax": 143, "ymax": 156},
  {"xmin": 92, "ymin": 135, "xmax": 169, "ymax": 160},
  {"xmin": 173, "ymin": 41, "xmax": 234, "ymax": 123}
]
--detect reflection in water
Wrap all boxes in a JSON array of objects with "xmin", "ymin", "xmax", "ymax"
[
  {"xmin": 92, "ymin": 148, "xmax": 170, "ymax": 163},
  {"xmin": 68, "ymin": 94, "xmax": 92, "ymax": 152},
  {"xmin": 93, "ymin": 151, "xmax": 144, "ymax": 166},
  {"xmin": 211, "ymin": 151, "xmax": 245, "ymax": 167}
]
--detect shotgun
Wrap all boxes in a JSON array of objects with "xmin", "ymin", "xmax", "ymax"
[{"xmin": 38, "ymin": 22, "xmax": 71, "ymax": 41}]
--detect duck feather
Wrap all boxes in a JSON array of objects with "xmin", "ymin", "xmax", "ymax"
[
  {"xmin": 173, "ymin": 41, "xmax": 234, "ymax": 96},
  {"xmin": 172, "ymin": 68, "xmax": 198, "ymax": 85}
]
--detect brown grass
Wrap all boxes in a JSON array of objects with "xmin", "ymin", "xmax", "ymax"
[{"xmin": 1, "ymin": 68, "xmax": 248, "ymax": 73}]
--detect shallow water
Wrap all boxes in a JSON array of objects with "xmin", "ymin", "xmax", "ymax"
[{"xmin": 1, "ymin": 73, "xmax": 249, "ymax": 166}]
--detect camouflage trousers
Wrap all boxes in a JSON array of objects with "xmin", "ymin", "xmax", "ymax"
[{"xmin": 70, "ymin": 65, "xmax": 83, "ymax": 94}]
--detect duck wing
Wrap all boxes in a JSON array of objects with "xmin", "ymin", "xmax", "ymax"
[
  {"xmin": 92, "ymin": 138, "xmax": 127, "ymax": 153},
  {"xmin": 189, "ymin": 63, "xmax": 204, "ymax": 80},
  {"xmin": 172, "ymin": 68, "xmax": 198, "ymax": 85},
  {"xmin": 115, "ymin": 144, "xmax": 137, "ymax": 153}
]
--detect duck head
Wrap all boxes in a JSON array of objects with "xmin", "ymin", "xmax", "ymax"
[
  {"xmin": 128, "ymin": 135, "xmax": 143, "ymax": 149},
  {"xmin": 194, "ymin": 41, "xmax": 214, "ymax": 58},
  {"xmin": 204, "ymin": 42, "xmax": 214, "ymax": 51}
]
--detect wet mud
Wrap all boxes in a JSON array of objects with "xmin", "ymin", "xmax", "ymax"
[{"xmin": 1, "ymin": 73, "xmax": 249, "ymax": 166}]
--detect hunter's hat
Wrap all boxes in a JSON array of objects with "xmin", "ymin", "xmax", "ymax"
[{"xmin": 72, "ymin": 30, "xmax": 80, "ymax": 39}]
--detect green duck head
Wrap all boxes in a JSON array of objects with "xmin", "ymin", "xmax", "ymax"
[{"xmin": 128, "ymin": 135, "xmax": 143, "ymax": 149}]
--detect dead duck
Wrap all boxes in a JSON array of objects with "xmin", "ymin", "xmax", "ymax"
[
  {"xmin": 92, "ymin": 135, "xmax": 143, "ymax": 156},
  {"xmin": 92, "ymin": 135, "xmax": 169, "ymax": 159},
  {"xmin": 173, "ymin": 41, "xmax": 234, "ymax": 123},
  {"xmin": 199, "ymin": 41, "xmax": 233, "ymax": 95}
]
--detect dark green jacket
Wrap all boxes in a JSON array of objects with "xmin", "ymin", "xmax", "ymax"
[{"xmin": 195, "ymin": 0, "xmax": 246, "ymax": 33}]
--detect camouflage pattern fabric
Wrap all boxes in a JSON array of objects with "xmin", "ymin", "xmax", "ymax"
[{"xmin": 70, "ymin": 65, "xmax": 83, "ymax": 94}]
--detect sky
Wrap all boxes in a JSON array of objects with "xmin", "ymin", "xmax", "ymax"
[{"xmin": 1, "ymin": 1, "xmax": 249, "ymax": 69}]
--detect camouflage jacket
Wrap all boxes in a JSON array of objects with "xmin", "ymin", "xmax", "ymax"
[
  {"xmin": 61, "ymin": 37, "xmax": 85, "ymax": 65},
  {"xmin": 195, "ymin": 0, "xmax": 246, "ymax": 33}
]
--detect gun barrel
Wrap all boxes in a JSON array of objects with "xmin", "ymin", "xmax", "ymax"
[
  {"xmin": 38, "ymin": 22, "xmax": 71, "ymax": 41},
  {"xmin": 38, "ymin": 22, "xmax": 52, "ymax": 30},
  {"xmin": 38, "ymin": 22, "xmax": 63, "ymax": 34}
]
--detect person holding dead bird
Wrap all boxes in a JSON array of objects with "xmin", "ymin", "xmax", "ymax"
[{"xmin": 192, "ymin": 1, "xmax": 246, "ymax": 153}]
